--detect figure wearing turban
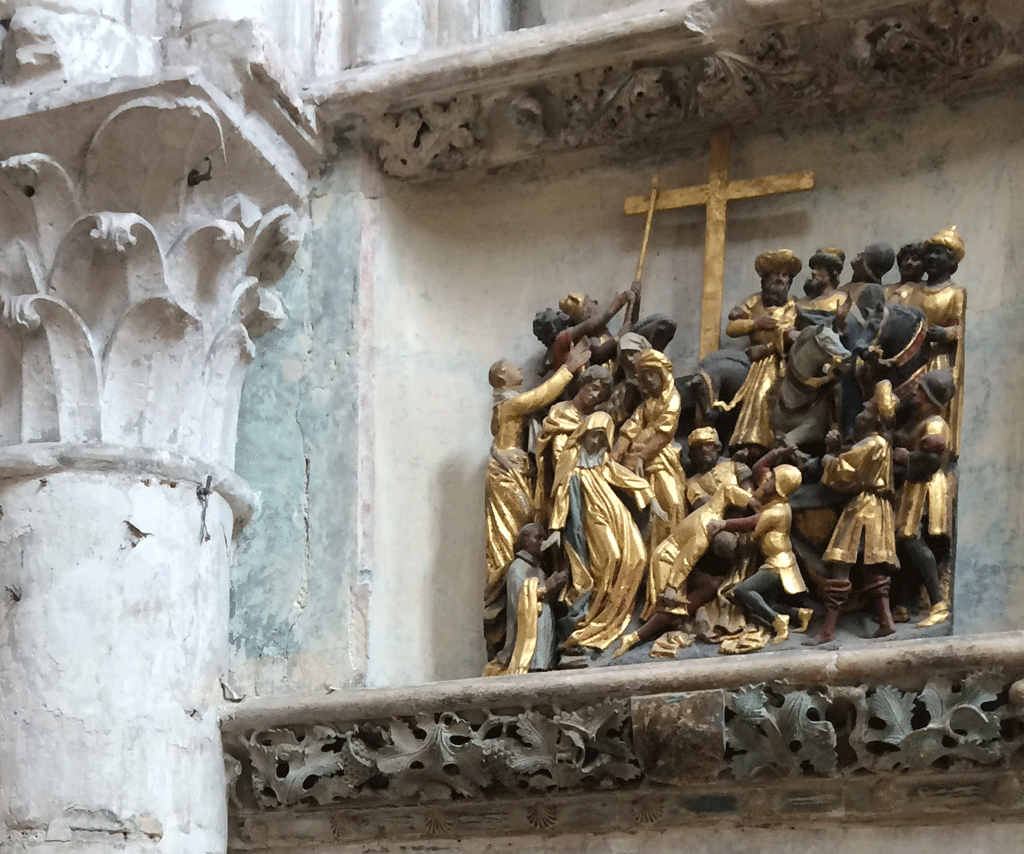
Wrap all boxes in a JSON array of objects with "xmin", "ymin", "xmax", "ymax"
[
  {"xmin": 887, "ymin": 226, "xmax": 966, "ymax": 454},
  {"xmin": 797, "ymin": 247, "xmax": 848, "ymax": 315},
  {"xmin": 716, "ymin": 250, "xmax": 801, "ymax": 456}
]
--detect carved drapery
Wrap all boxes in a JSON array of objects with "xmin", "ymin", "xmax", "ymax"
[
  {"xmin": 318, "ymin": 0, "xmax": 1024, "ymax": 179},
  {"xmin": 0, "ymin": 90, "xmax": 302, "ymax": 474}
]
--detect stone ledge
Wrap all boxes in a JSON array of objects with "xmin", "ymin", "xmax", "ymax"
[
  {"xmin": 223, "ymin": 632, "xmax": 1024, "ymax": 843},
  {"xmin": 311, "ymin": 0, "xmax": 1024, "ymax": 178}
]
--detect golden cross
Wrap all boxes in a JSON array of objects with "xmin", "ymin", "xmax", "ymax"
[{"xmin": 624, "ymin": 128, "xmax": 815, "ymax": 359}]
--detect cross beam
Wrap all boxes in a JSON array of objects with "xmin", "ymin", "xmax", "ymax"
[{"xmin": 625, "ymin": 129, "xmax": 814, "ymax": 358}]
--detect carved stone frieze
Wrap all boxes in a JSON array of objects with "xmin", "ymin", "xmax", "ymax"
[
  {"xmin": 226, "ymin": 653, "xmax": 1024, "ymax": 843},
  {"xmin": 346, "ymin": 0, "xmax": 1024, "ymax": 178},
  {"xmin": 0, "ymin": 87, "xmax": 305, "ymax": 471},
  {"xmin": 236, "ymin": 699, "xmax": 639, "ymax": 809}
]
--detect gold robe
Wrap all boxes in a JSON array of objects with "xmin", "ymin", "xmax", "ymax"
[
  {"xmin": 718, "ymin": 295, "xmax": 798, "ymax": 448},
  {"xmin": 533, "ymin": 398, "xmax": 585, "ymax": 524},
  {"xmin": 796, "ymin": 289, "xmax": 848, "ymax": 314},
  {"xmin": 685, "ymin": 459, "xmax": 753, "ymax": 513},
  {"xmin": 753, "ymin": 500, "xmax": 806, "ymax": 595},
  {"xmin": 895, "ymin": 415, "xmax": 954, "ymax": 540},
  {"xmin": 645, "ymin": 482, "xmax": 753, "ymax": 619},
  {"xmin": 486, "ymin": 366, "xmax": 574, "ymax": 600},
  {"xmin": 618, "ymin": 362, "xmax": 685, "ymax": 545},
  {"xmin": 550, "ymin": 444, "xmax": 653, "ymax": 651},
  {"xmin": 887, "ymin": 281, "xmax": 966, "ymax": 454},
  {"xmin": 822, "ymin": 433, "xmax": 897, "ymax": 566}
]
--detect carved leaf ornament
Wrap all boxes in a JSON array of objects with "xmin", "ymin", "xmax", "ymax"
[
  {"xmin": 366, "ymin": 0, "xmax": 1018, "ymax": 178},
  {"xmin": 236, "ymin": 675, "xmax": 1024, "ymax": 813},
  {"xmin": 0, "ymin": 97, "xmax": 300, "ymax": 466}
]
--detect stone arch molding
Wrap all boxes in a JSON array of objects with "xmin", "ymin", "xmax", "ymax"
[{"xmin": 0, "ymin": 96, "xmax": 301, "ymax": 468}]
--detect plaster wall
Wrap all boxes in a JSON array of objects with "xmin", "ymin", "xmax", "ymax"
[{"xmin": 233, "ymin": 90, "xmax": 1024, "ymax": 692}]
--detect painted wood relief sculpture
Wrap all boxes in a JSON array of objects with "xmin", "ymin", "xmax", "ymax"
[{"xmin": 484, "ymin": 133, "xmax": 966, "ymax": 673}]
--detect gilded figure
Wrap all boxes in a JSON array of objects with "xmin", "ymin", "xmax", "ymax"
[
  {"xmin": 549, "ymin": 411, "xmax": 654, "ymax": 651},
  {"xmin": 612, "ymin": 348, "xmax": 685, "ymax": 548},
  {"xmin": 483, "ymin": 523, "xmax": 566, "ymax": 676},
  {"xmin": 484, "ymin": 340, "xmax": 590, "ymax": 656},
  {"xmin": 797, "ymin": 247, "xmax": 848, "ymax": 315},
  {"xmin": 886, "ymin": 227, "xmax": 966, "ymax": 454},
  {"xmin": 716, "ymin": 250, "xmax": 801, "ymax": 458},
  {"xmin": 891, "ymin": 370, "xmax": 956, "ymax": 628},
  {"xmin": 806, "ymin": 380, "xmax": 900, "ymax": 645}
]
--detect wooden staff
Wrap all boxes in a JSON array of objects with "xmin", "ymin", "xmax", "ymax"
[{"xmin": 630, "ymin": 173, "xmax": 659, "ymax": 323}]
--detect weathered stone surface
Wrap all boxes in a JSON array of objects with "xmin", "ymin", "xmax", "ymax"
[{"xmin": 632, "ymin": 690, "xmax": 725, "ymax": 781}]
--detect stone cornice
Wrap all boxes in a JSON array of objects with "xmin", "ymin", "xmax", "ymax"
[
  {"xmin": 223, "ymin": 632, "xmax": 1024, "ymax": 845},
  {"xmin": 311, "ymin": 0, "xmax": 1024, "ymax": 179}
]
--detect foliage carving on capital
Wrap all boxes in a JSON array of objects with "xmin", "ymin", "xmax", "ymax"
[{"xmin": 0, "ymin": 95, "xmax": 303, "ymax": 466}]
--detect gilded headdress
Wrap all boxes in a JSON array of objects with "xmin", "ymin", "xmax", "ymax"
[
  {"xmin": 688, "ymin": 426, "xmax": 719, "ymax": 447},
  {"xmin": 754, "ymin": 249, "xmax": 802, "ymax": 278},
  {"xmin": 925, "ymin": 226, "xmax": 965, "ymax": 262},
  {"xmin": 773, "ymin": 464, "xmax": 803, "ymax": 499},
  {"xmin": 558, "ymin": 293, "xmax": 587, "ymax": 321}
]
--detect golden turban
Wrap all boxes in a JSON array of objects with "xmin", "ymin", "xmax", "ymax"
[
  {"xmin": 926, "ymin": 226, "xmax": 965, "ymax": 262},
  {"xmin": 688, "ymin": 426, "xmax": 719, "ymax": 446},
  {"xmin": 754, "ymin": 249, "xmax": 802, "ymax": 278}
]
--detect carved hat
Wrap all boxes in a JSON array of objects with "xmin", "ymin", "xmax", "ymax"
[
  {"xmin": 558, "ymin": 293, "xmax": 588, "ymax": 322},
  {"xmin": 754, "ymin": 249, "xmax": 802, "ymax": 279},
  {"xmin": 772, "ymin": 464, "xmax": 802, "ymax": 499},
  {"xmin": 919, "ymin": 370, "xmax": 956, "ymax": 408},
  {"xmin": 688, "ymin": 426, "xmax": 720, "ymax": 447},
  {"xmin": 870, "ymin": 380, "xmax": 899, "ymax": 421},
  {"xmin": 808, "ymin": 246, "xmax": 846, "ymax": 273},
  {"xmin": 926, "ymin": 226, "xmax": 965, "ymax": 262}
]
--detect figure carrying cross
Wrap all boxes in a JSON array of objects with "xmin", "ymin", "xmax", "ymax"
[{"xmin": 624, "ymin": 128, "xmax": 815, "ymax": 359}]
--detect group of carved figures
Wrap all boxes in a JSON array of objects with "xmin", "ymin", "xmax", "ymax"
[{"xmin": 483, "ymin": 227, "xmax": 966, "ymax": 674}]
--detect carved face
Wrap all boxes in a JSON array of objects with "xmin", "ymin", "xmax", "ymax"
[
  {"xmin": 502, "ymin": 363, "xmax": 523, "ymax": 389},
  {"xmin": 761, "ymin": 272, "xmax": 792, "ymax": 307},
  {"xmin": 580, "ymin": 428, "xmax": 608, "ymax": 456},
  {"xmin": 853, "ymin": 400, "xmax": 881, "ymax": 440},
  {"xmin": 576, "ymin": 378, "xmax": 611, "ymax": 414},
  {"xmin": 850, "ymin": 253, "xmax": 868, "ymax": 282},
  {"xmin": 898, "ymin": 251, "xmax": 925, "ymax": 283},
  {"xmin": 690, "ymin": 442, "xmax": 720, "ymax": 472},
  {"xmin": 638, "ymin": 366, "xmax": 664, "ymax": 398},
  {"xmin": 923, "ymin": 244, "xmax": 955, "ymax": 280},
  {"xmin": 518, "ymin": 524, "xmax": 546, "ymax": 558},
  {"xmin": 753, "ymin": 471, "xmax": 776, "ymax": 504},
  {"xmin": 804, "ymin": 266, "xmax": 833, "ymax": 297}
]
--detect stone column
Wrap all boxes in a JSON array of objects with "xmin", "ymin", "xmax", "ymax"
[{"xmin": 0, "ymin": 83, "xmax": 306, "ymax": 854}]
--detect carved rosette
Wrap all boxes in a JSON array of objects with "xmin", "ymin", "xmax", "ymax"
[{"xmin": 0, "ymin": 95, "xmax": 302, "ymax": 471}]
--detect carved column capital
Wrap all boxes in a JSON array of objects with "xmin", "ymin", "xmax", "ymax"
[{"xmin": 0, "ymin": 79, "xmax": 311, "ymax": 519}]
